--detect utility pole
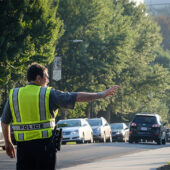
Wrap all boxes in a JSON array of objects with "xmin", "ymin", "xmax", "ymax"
[{"xmin": 49, "ymin": 39, "xmax": 83, "ymax": 87}]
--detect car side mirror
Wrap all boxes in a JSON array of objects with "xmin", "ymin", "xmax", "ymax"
[{"xmin": 163, "ymin": 122, "xmax": 167, "ymax": 126}]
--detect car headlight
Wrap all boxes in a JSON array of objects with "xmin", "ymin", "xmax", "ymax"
[{"xmin": 71, "ymin": 130, "xmax": 79, "ymax": 135}]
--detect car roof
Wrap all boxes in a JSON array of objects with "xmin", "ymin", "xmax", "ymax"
[
  {"xmin": 59, "ymin": 118, "xmax": 84, "ymax": 121},
  {"xmin": 87, "ymin": 117, "xmax": 104, "ymax": 120},
  {"xmin": 110, "ymin": 123, "xmax": 125, "ymax": 124},
  {"xmin": 135, "ymin": 113, "xmax": 159, "ymax": 117}
]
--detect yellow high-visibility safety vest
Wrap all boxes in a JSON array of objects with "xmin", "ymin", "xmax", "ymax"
[{"xmin": 9, "ymin": 85, "xmax": 58, "ymax": 142}]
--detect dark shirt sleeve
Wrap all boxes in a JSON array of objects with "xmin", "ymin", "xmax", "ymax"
[
  {"xmin": 49, "ymin": 88, "xmax": 77, "ymax": 115},
  {"xmin": 1, "ymin": 89, "xmax": 77, "ymax": 123},
  {"xmin": 1, "ymin": 99, "xmax": 12, "ymax": 124}
]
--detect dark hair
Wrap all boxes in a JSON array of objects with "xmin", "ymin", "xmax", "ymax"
[{"xmin": 27, "ymin": 62, "xmax": 47, "ymax": 82}]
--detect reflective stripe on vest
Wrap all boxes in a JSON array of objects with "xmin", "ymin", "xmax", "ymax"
[
  {"xmin": 39, "ymin": 87, "xmax": 47, "ymax": 120},
  {"xmin": 42, "ymin": 131, "xmax": 48, "ymax": 138},
  {"xmin": 13, "ymin": 88, "xmax": 21, "ymax": 122},
  {"xmin": 18, "ymin": 133, "xmax": 24, "ymax": 140},
  {"xmin": 12, "ymin": 121, "xmax": 55, "ymax": 131}
]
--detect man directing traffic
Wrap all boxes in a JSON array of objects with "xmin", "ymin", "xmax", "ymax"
[{"xmin": 1, "ymin": 62, "xmax": 118, "ymax": 170}]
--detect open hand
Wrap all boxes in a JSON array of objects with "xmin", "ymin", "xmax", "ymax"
[
  {"xmin": 102, "ymin": 85, "xmax": 119, "ymax": 98},
  {"xmin": 5, "ymin": 141, "xmax": 16, "ymax": 158}
]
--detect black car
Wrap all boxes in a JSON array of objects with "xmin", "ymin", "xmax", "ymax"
[
  {"xmin": 166, "ymin": 128, "xmax": 170, "ymax": 142},
  {"xmin": 129, "ymin": 113, "xmax": 166, "ymax": 145}
]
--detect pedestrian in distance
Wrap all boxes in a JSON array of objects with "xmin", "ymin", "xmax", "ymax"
[{"xmin": 1, "ymin": 62, "xmax": 119, "ymax": 170}]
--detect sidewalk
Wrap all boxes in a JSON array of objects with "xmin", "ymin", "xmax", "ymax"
[{"xmin": 60, "ymin": 147, "xmax": 170, "ymax": 170}]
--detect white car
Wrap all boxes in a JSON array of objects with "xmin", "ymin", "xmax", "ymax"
[
  {"xmin": 87, "ymin": 117, "xmax": 112, "ymax": 143},
  {"xmin": 0, "ymin": 118, "xmax": 5, "ymax": 150},
  {"xmin": 56, "ymin": 118, "xmax": 93, "ymax": 144}
]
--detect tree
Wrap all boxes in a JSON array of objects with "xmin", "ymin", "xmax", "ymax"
[
  {"xmin": 57, "ymin": 0, "xmax": 135, "ymax": 119},
  {"xmin": 56, "ymin": 0, "xmax": 169, "ymax": 122},
  {"xmin": 153, "ymin": 47, "xmax": 170, "ymax": 123},
  {"xmin": 155, "ymin": 16, "xmax": 170, "ymax": 50},
  {"xmin": 109, "ymin": 0, "xmax": 169, "ymax": 121},
  {"xmin": 0, "ymin": 0, "xmax": 63, "ymax": 114}
]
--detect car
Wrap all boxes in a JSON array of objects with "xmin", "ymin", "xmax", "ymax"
[
  {"xmin": 56, "ymin": 118, "xmax": 93, "ymax": 144},
  {"xmin": 0, "ymin": 118, "xmax": 5, "ymax": 150},
  {"xmin": 166, "ymin": 128, "xmax": 170, "ymax": 142},
  {"xmin": 87, "ymin": 117, "xmax": 112, "ymax": 143},
  {"xmin": 129, "ymin": 113, "xmax": 167, "ymax": 145},
  {"xmin": 110, "ymin": 123, "xmax": 129, "ymax": 142}
]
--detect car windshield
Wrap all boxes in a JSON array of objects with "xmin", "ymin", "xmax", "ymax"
[
  {"xmin": 167, "ymin": 129, "xmax": 170, "ymax": 132},
  {"xmin": 57, "ymin": 120, "xmax": 81, "ymax": 127},
  {"xmin": 134, "ymin": 116, "xmax": 157, "ymax": 124},
  {"xmin": 110, "ymin": 123, "xmax": 123, "ymax": 130},
  {"xmin": 88, "ymin": 119, "xmax": 102, "ymax": 126}
]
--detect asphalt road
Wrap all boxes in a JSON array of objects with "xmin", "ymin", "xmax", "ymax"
[{"xmin": 0, "ymin": 142, "xmax": 169, "ymax": 170}]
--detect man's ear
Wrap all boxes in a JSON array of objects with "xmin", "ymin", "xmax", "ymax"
[{"xmin": 36, "ymin": 75, "xmax": 42, "ymax": 83}]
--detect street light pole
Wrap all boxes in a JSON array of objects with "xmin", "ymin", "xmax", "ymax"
[{"xmin": 49, "ymin": 39, "xmax": 83, "ymax": 86}]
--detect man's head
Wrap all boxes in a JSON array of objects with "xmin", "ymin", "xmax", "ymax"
[{"xmin": 27, "ymin": 62, "xmax": 49, "ymax": 86}]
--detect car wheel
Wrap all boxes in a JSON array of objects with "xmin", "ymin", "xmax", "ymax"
[
  {"xmin": 90, "ymin": 133, "xmax": 94, "ymax": 143},
  {"xmin": 102, "ymin": 133, "xmax": 106, "ymax": 143},
  {"xmin": 162, "ymin": 138, "xmax": 166, "ymax": 145},
  {"xmin": 135, "ymin": 140, "xmax": 139, "ymax": 144},
  {"xmin": 142, "ymin": 139, "xmax": 146, "ymax": 143},
  {"xmin": 62, "ymin": 142, "xmax": 66, "ymax": 145},
  {"xmin": 106, "ymin": 132, "xmax": 112, "ymax": 143},
  {"xmin": 157, "ymin": 138, "xmax": 162, "ymax": 145},
  {"xmin": 79, "ymin": 133, "xmax": 85, "ymax": 144},
  {"xmin": 128, "ymin": 137, "xmax": 133, "ymax": 143}
]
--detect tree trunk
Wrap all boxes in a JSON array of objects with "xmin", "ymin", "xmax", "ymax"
[
  {"xmin": 106, "ymin": 104, "xmax": 111, "ymax": 123},
  {"xmin": 87, "ymin": 105, "xmax": 91, "ymax": 118},
  {"xmin": 48, "ymin": 62, "xmax": 54, "ymax": 86},
  {"xmin": 61, "ymin": 109, "xmax": 67, "ymax": 119}
]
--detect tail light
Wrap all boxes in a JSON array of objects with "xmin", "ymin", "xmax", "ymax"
[
  {"xmin": 130, "ymin": 122, "xmax": 136, "ymax": 127},
  {"xmin": 152, "ymin": 124, "xmax": 160, "ymax": 128}
]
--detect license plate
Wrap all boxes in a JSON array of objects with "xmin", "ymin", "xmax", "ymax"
[{"xmin": 141, "ymin": 127, "xmax": 147, "ymax": 131}]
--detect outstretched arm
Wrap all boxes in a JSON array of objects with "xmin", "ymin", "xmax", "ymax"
[{"xmin": 76, "ymin": 85, "xmax": 118, "ymax": 102}]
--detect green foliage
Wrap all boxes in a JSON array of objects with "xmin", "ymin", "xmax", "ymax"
[
  {"xmin": 57, "ymin": 0, "xmax": 169, "ymax": 122},
  {"xmin": 0, "ymin": 0, "xmax": 63, "ymax": 114},
  {"xmin": 66, "ymin": 103, "xmax": 87, "ymax": 119},
  {"xmin": 155, "ymin": 16, "xmax": 170, "ymax": 50},
  {"xmin": 0, "ymin": 0, "xmax": 169, "ymax": 123},
  {"xmin": 153, "ymin": 47, "xmax": 170, "ymax": 123}
]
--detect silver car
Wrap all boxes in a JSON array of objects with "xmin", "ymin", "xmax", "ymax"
[
  {"xmin": 110, "ymin": 123, "xmax": 129, "ymax": 142},
  {"xmin": 87, "ymin": 117, "xmax": 112, "ymax": 143},
  {"xmin": 57, "ymin": 118, "xmax": 93, "ymax": 144},
  {"xmin": 0, "ymin": 118, "xmax": 5, "ymax": 150},
  {"xmin": 166, "ymin": 128, "xmax": 170, "ymax": 142}
]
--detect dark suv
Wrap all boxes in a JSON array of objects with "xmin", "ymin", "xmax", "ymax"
[{"xmin": 129, "ymin": 113, "xmax": 166, "ymax": 145}]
